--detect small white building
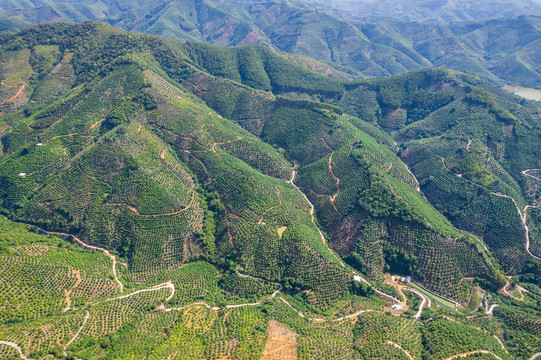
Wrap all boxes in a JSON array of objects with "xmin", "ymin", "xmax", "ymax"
[
  {"xmin": 18, "ymin": 173, "xmax": 26, "ymax": 177},
  {"xmin": 353, "ymin": 275, "xmax": 362, "ymax": 282},
  {"xmin": 402, "ymin": 276, "xmax": 411, "ymax": 283},
  {"xmin": 37, "ymin": 143, "xmax": 44, "ymax": 146},
  {"xmin": 392, "ymin": 304, "xmax": 402, "ymax": 310}
]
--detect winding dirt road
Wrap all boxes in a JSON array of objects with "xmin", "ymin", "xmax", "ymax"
[
  {"xmin": 421, "ymin": 154, "xmax": 541, "ymax": 261},
  {"xmin": 328, "ymin": 153, "xmax": 340, "ymax": 203},
  {"xmin": 442, "ymin": 350, "xmax": 503, "ymax": 360},
  {"xmin": 63, "ymin": 310, "xmax": 90, "ymax": 356},
  {"xmin": 404, "ymin": 163, "xmax": 421, "ymax": 192},
  {"xmin": 0, "ymin": 341, "xmax": 29, "ymax": 360},
  {"xmin": 491, "ymin": 192, "xmax": 541, "ymax": 261},
  {"xmin": 0, "ymin": 83, "xmax": 26, "ymax": 105},
  {"xmin": 107, "ymin": 282, "xmax": 174, "ymax": 302},
  {"xmin": 287, "ymin": 169, "xmax": 401, "ymax": 304},
  {"xmin": 387, "ymin": 341, "xmax": 415, "ymax": 360},
  {"xmin": 522, "ymin": 169, "xmax": 541, "ymax": 182},
  {"xmin": 32, "ymin": 227, "xmax": 123, "ymax": 292},
  {"xmin": 286, "ymin": 170, "xmax": 346, "ymax": 267},
  {"xmin": 403, "ymin": 287, "xmax": 431, "ymax": 319},
  {"xmin": 486, "ymin": 303, "xmax": 499, "ymax": 315},
  {"xmin": 106, "ymin": 190, "xmax": 197, "ymax": 217},
  {"xmin": 279, "ymin": 298, "xmax": 374, "ymax": 322}
]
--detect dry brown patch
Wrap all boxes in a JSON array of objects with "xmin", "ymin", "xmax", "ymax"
[
  {"xmin": 64, "ymin": 268, "xmax": 82, "ymax": 312},
  {"xmin": 1, "ymin": 80, "xmax": 20, "ymax": 88},
  {"xmin": 88, "ymin": 120, "xmax": 101, "ymax": 131},
  {"xmin": 261, "ymin": 320, "xmax": 297, "ymax": 360},
  {"xmin": 161, "ymin": 149, "xmax": 166, "ymax": 159},
  {"xmin": 384, "ymin": 273, "xmax": 410, "ymax": 313},
  {"xmin": 0, "ymin": 83, "xmax": 26, "ymax": 105},
  {"xmin": 277, "ymin": 226, "xmax": 287, "ymax": 238}
]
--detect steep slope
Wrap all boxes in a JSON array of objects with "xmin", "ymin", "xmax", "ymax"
[
  {"xmin": 331, "ymin": 69, "xmax": 541, "ymax": 276},
  {"xmin": 0, "ymin": 21, "xmax": 509, "ymax": 305},
  {"xmin": 0, "ymin": 22, "xmax": 540, "ymax": 360},
  {"xmin": 182, "ymin": 59, "xmax": 509, "ymax": 303},
  {"xmin": 0, "ymin": 22, "xmax": 354, "ymax": 308}
]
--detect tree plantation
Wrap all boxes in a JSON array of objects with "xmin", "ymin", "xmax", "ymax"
[{"xmin": 0, "ymin": 21, "xmax": 539, "ymax": 360}]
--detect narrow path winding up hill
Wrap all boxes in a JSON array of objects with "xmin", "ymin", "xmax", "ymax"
[
  {"xmin": 32, "ymin": 227, "xmax": 123, "ymax": 292},
  {"xmin": 0, "ymin": 341, "xmax": 29, "ymax": 360},
  {"xmin": 287, "ymin": 169, "xmax": 401, "ymax": 305}
]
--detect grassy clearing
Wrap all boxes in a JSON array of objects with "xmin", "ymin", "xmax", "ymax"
[{"xmin": 408, "ymin": 282, "xmax": 456, "ymax": 311}]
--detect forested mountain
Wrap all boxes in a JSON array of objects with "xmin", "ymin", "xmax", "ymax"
[
  {"xmin": 302, "ymin": 0, "xmax": 541, "ymax": 23},
  {"xmin": 1, "ymin": 0, "xmax": 541, "ymax": 88},
  {"xmin": 0, "ymin": 22, "xmax": 540, "ymax": 359}
]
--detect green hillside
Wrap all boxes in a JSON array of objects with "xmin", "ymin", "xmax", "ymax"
[
  {"xmin": 1, "ymin": 0, "xmax": 541, "ymax": 88},
  {"xmin": 0, "ymin": 22, "xmax": 540, "ymax": 359}
]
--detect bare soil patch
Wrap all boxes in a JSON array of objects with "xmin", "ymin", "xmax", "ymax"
[{"xmin": 261, "ymin": 320, "xmax": 298, "ymax": 360}]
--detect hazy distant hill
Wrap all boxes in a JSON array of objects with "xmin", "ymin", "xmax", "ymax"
[
  {"xmin": 1, "ymin": 0, "xmax": 541, "ymax": 88},
  {"xmin": 302, "ymin": 0, "xmax": 541, "ymax": 23}
]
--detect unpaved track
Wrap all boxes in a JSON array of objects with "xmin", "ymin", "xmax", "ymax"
[
  {"xmin": 500, "ymin": 279, "xmax": 525, "ymax": 301},
  {"xmin": 522, "ymin": 169, "xmax": 541, "ymax": 182},
  {"xmin": 494, "ymin": 335, "xmax": 508, "ymax": 354},
  {"xmin": 32, "ymin": 227, "xmax": 123, "ymax": 292},
  {"xmin": 328, "ymin": 153, "xmax": 340, "ymax": 202},
  {"xmin": 258, "ymin": 188, "xmax": 282, "ymax": 225},
  {"xmin": 209, "ymin": 137, "xmax": 242, "ymax": 152},
  {"xmin": 528, "ymin": 353, "xmax": 541, "ymax": 360},
  {"xmin": 279, "ymin": 298, "xmax": 374, "ymax": 322},
  {"xmin": 68, "ymin": 235, "xmax": 123, "ymax": 293},
  {"xmin": 387, "ymin": 341, "xmax": 415, "ymax": 360},
  {"xmin": 490, "ymin": 167, "xmax": 541, "ymax": 261},
  {"xmin": 442, "ymin": 350, "xmax": 503, "ymax": 360},
  {"xmin": 286, "ymin": 170, "xmax": 346, "ymax": 267},
  {"xmin": 287, "ymin": 170, "xmax": 401, "ymax": 304},
  {"xmin": 403, "ymin": 287, "xmax": 430, "ymax": 319},
  {"xmin": 107, "ymin": 282, "xmax": 174, "ymax": 302},
  {"xmin": 70, "ymin": 125, "xmax": 121, "ymax": 164},
  {"xmin": 405, "ymin": 163, "xmax": 421, "ymax": 192},
  {"xmin": 106, "ymin": 190, "xmax": 197, "ymax": 217},
  {"xmin": 63, "ymin": 310, "xmax": 90, "ymax": 356},
  {"xmin": 19, "ymin": 224, "xmax": 366, "ymax": 327},
  {"xmin": 0, "ymin": 341, "xmax": 29, "ymax": 360},
  {"xmin": 0, "ymin": 83, "xmax": 26, "ymax": 105},
  {"xmin": 486, "ymin": 303, "xmax": 499, "ymax": 315},
  {"xmin": 438, "ymin": 315, "xmax": 508, "ymax": 354},
  {"xmin": 490, "ymin": 192, "xmax": 541, "ymax": 260},
  {"xmin": 418, "ymin": 147, "xmax": 541, "ymax": 261},
  {"xmin": 157, "ymin": 270, "xmax": 282, "ymax": 312},
  {"xmin": 64, "ymin": 268, "xmax": 82, "ymax": 312}
]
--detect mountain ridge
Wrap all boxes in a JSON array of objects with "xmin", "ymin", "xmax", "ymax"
[
  {"xmin": 0, "ymin": 21, "xmax": 540, "ymax": 360},
  {"xmin": 1, "ymin": 0, "xmax": 541, "ymax": 88}
]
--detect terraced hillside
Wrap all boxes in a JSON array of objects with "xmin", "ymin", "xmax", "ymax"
[
  {"xmin": 0, "ymin": 22, "xmax": 540, "ymax": 359},
  {"xmin": 1, "ymin": 216, "xmax": 540, "ymax": 360}
]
